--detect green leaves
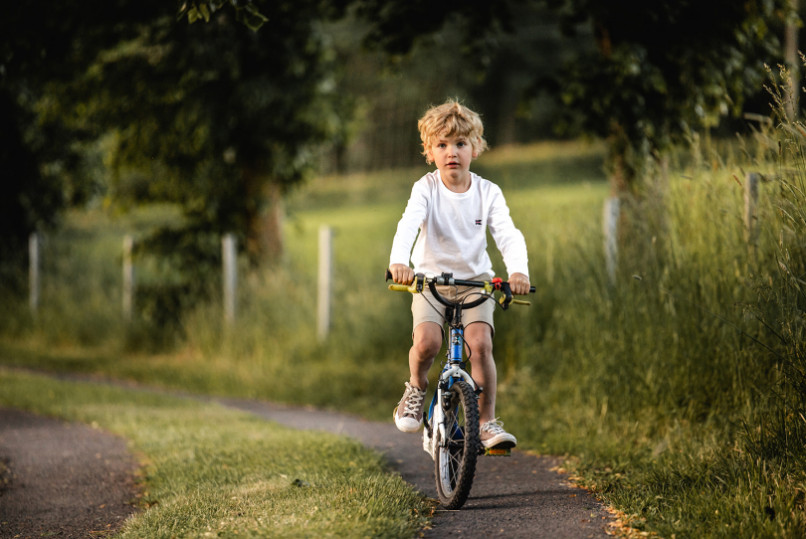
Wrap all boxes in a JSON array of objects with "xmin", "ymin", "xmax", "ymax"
[{"xmin": 178, "ymin": 0, "xmax": 269, "ymax": 31}]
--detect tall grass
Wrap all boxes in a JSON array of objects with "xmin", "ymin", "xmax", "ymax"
[{"xmin": 492, "ymin": 99, "xmax": 806, "ymax": 535}]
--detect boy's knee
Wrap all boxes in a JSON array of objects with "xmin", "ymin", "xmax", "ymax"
[
  {"xmin": 471, "ymin": 341, "xmax": 493, "ymax": 360},
  {"xmin": 413, "ymin": 337, "xmax": 441, "ymax": 358},
  {"xmin": 413, "ymin": 323, "xmax": 442, "ymax": 357},
  {"xmin": 465, "ymin": 322, "xmax": 493, "ymax": 357}
]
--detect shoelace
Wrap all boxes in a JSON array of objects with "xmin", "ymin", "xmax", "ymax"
[
  {"xmin": 402, "ymin": 384, "xmax": 424, "ymax": 416},
  {"xmin": 481, "ymin": 418, "xmax": 506, "ymax": 434}
]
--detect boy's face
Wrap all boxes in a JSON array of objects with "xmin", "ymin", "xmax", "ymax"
[{"xmin": 426, "ymin": 133, "xmax": 477, "ymax": 191}]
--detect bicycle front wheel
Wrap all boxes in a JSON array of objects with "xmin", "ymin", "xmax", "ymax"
[{"xmin": 434, "ymin": 380, "xmax": 480, "ymax": 509}]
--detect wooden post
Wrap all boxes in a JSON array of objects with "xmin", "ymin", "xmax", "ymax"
[
  {"xmin": 317, "ymin": 226, "xmax": 333, "ymax": 341},
  {"xmin": 745, "ymin": 172, "xmax": 761, "ymax": 255},
  {"xmin": 785, "ymin": 0, "xmax": 799, "ymax": 120},
  {"xmin": 222, "ymin": 234, "xmax": 237, "ymax": 325},
  {"xmin": 122, "ymin": 235, "xmax": 134, "ymax": 321},
  {"xmin": 29, "ymin": 232, "xmax": 39, "ymax": 315},
  {"xmin": 603, "ymin": 197, "xmax": 620, "ymax": 285}
]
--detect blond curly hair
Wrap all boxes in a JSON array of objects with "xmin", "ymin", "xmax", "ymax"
[{"xmin": 417, "ymin": 99, "xmax": 489, "ymax": 164}]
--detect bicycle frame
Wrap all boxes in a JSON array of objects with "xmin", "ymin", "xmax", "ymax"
[{"xmin": 425, "ymin": 322, "xmax": 479, "ymax": 455}]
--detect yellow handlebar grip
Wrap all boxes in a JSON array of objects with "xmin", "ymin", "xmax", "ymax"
[{"xmin": 388, "ymin": 284, "xmax": 413, "ymax": 292}]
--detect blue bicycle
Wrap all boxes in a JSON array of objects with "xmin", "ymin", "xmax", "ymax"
[{"xmin": 387, "ymin": 271, "xmax": 533, "ymax": 509}]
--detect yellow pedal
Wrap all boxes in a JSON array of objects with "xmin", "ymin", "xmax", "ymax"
[{"xmin": 484, "ymin": 447, "xmax": 511, "ymax": 456}]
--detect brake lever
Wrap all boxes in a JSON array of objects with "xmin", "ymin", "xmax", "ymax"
[{"xmin": 497, "ymin": 281, "xmax": 514, "ymax": 310}]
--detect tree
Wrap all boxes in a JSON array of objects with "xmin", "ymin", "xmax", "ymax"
[
  {"xmin": 545, "ymin": 0, "xmax": 786, "ymax": 193},
  {"xmin": 543, "ymin": 1, "xmax": 788, "ymax": 276},
  {"xmin": 352, "ymin": 0, "xmax": 787, "ymax": 187},
  {"xmin": 53, "ymin": 2, "xmax": 350, "ymax": 266},
  {"xmin": 0, "ymin": 1, "xmax": 157, "ymax": 288},
  {"xmin": 1, "ymin": 0, "xmax": 353, "ymax": 320}
]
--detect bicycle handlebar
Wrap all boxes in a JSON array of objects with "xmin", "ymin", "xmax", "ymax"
[{"xmin": 385, "ymin": 269, "xmax": 534, "ymax": 310}]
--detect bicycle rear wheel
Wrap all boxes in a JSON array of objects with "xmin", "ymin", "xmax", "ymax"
[{"xmin": 434, "ymin": 380, "xmax": 480, "ymax": 509}]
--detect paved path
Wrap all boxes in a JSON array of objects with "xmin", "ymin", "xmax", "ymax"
[
  {"xmin": 0, "ymin": 408, "xmax": 138, "ymax": 539},
  {"xmin": 0, "ymin": 374, "xmax": 614, "ymax": 537}
]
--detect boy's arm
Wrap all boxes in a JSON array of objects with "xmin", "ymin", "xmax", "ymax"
[
  {"xmin": 488, "ymin": 187, "xmax": 530, "ymax": 282},
  {"xmin": 389, "ymin": 180, "xmax": 429, "ymax": 283},
  {"xmin": 487, "ymin": 186, "xmax": 529, "ymax": 280}
]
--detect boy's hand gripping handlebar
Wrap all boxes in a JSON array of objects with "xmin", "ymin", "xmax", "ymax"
[
  {"xmin": 489, "ymin": 277, "xmax": 533, "ymax": 308},
  {"xmin": 385, "ymin": 269, "xmax": 425, "ymax": 294}
]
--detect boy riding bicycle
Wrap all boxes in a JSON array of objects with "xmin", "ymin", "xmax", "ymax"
[{"xmin": 388, "ymin": 99, "xmax": 530, "ymax": 450}]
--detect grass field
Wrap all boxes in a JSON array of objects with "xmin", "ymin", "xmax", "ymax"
[{"xmin": 1, "ymin": 133, "xmax": 805, "ymax": 537}]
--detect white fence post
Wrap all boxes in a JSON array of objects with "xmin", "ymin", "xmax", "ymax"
[
  {"xmin": 317, "ymin": 226, "xmax": 333, "ymax": 341},
  {"xmin": 603, "ymin": 197, "xmax": 620, "ymax": 285},
  {"xmin": 222, "ymin": 234, "xmax": 237, "ymax": 326},
  {"xmin": 29, "ymin": 232, "xmax": 39, "ymax": 315},
  {"xmin": 122, "ymin": 235, "xmax": 134, "ymax": 321}
]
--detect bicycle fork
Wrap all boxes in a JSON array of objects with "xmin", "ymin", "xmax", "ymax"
[{"xmin": 423, "ymin": 326, "xmax": 479, "ymax": 459}]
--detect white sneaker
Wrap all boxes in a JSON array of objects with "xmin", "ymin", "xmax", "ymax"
[
  {"xmin": 480, "ymin": 418, "xmax": 517, "ymax": 449},
  {"xmin": 393, "ymin": 382, "xmax": 425, "ymax": 433}
]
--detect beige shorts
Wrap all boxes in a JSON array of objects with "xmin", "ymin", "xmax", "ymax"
[{"xmin": 411, "ymin": 274, "xmax": 495, "ymax": 336}]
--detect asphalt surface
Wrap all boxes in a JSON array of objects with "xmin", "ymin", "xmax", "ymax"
[
  {"xmin": 0, "ymin": 377, "xmax": 614, "ymax": 538},
  {"xmin": 0, "ymin": 407, "xmax": 138, "ymax": 539}
]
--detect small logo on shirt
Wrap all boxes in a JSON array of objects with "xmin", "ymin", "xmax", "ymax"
[{"xmin": 475, "ymin": 219, "xmax": 483, "ymax": 226}]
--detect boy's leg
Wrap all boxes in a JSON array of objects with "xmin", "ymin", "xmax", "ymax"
[
  {"xmin": 409, "ymin": 322, "xmax": 442, "ymax": 389},
  {"xmin": 464, "ymin": 322, "xmax": 496, "ymax": 422},
  {"xmin": 465, "ymin": 321, "xmax": 517, "ymax": 449},
  {"xmin": 394, "ymin": 321, "xmax": 441, "ymax": 433}
]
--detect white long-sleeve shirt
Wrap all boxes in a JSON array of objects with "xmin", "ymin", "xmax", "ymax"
[{"xmin": 389, "ymin": 170, "xmax": 529, "ymax": 279}]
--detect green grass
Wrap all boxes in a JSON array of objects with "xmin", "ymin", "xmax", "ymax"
[
  {"xmin": 2, "ymin": 135, "xmax": 806, "ymax": 537},
  {"xmin": 0, "ymin": 368, "xmax": 431, "ymax": 537}
]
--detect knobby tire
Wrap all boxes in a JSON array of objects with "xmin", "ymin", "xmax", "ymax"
[{"xmin": 434, "ymin": 380, "xmax": 480, "ymax": 509}]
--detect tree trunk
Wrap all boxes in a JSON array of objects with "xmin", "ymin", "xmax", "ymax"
[
  {"xmin": 243, "ymin": 167, "xmax": 284, "ymax": 266},
  {"xmin": 257, "ymin": 181, "xmax": 284, "ymax": 264}
]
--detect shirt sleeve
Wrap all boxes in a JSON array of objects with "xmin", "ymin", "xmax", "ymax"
[
  {"xmin": 487, "ymin": 185, "xmax": 530, "ymax": 278},
  {"xmin": 389, "ymin": 179, "xmax": 429, "ymax": 267}
]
